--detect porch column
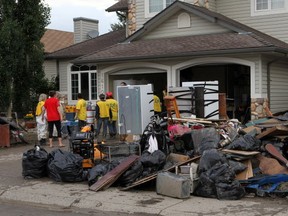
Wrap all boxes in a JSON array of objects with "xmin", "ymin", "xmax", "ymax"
[{"xmin": 97, "ymin": 70, "xmax": 105, "ymax": 96}]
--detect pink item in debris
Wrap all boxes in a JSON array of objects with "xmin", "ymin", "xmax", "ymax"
[{"xmin": 168, "ymin": 124, "xmax": 191, "ymax": 140}]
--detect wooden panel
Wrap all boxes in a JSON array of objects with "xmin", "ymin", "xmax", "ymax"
[
  {"xmin": 256, "ymin": 126, "xmax": 288, "ymax": 140},
  {"xmin": 89, "ymin": 155, "xmax": 139, "ymax": 191},
  {"xmin": 121, "ymin": 155, "xmax": 200, "ymax": 191}
]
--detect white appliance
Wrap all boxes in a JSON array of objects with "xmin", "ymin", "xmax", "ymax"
[{"xmin": 117, "ymin": 84, "xmax": 153, "ymax": 135}]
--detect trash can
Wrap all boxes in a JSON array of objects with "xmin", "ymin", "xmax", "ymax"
[{"xmin": 0, "ymin": 124, "xmax": 10, "ymax": 147}]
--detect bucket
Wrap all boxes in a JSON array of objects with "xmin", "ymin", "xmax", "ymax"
[{"xmin": 86, "ymin": 110, "xmax": 95, "ymax": 124}]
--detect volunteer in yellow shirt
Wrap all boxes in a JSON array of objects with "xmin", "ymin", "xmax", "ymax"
[
  {"xmin": 75, "ymin": 93, "xmax": 87, "ymax": 131},
  {"xmin": 106, "ymin": 92, "xmax": 118, "ymax": 139},
  {"xmin": 95, "ymin": 93, "xmax": 110, "ymax": 139},
  {"xmin": 153, "ymin": 91, "xmax": 162, "ymax": 115}
]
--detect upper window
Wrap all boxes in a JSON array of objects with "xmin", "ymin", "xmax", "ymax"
[
  {"xmin": 145, "ymin": 0, "xmax": 176, "ymax": 18},
  {"xmin": 251, "ymin": 0, "xmax": 287, "ymax": 16}
]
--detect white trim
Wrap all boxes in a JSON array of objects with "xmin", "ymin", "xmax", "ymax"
[
  {"xmin": 144, "ymin": 0, "xmax": 176, "ymax": 18},
  {"xmin": 101, "ymin": 62, "xmax": 171, "ymax": 92},
  {"xmin": 251, "ymin": 0, "xmax": 288, "ymax": 16},
  {"xmin": 67, "ymin": 63, "xmax": 97, "ymax": 105},
  {"xmin": 171, "ymin": 57, "xmax": 260, "ymax": 98}
]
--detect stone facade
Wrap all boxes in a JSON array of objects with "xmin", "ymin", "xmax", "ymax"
[
  {"xmin": 250, "ymin": 98, "xmax": 272, "ymax": 120},
  {"xmin": 193, "ymin": 0, "xmax": 209, "ymax": 8},
  {"xmin": 127, "ymin": 0, "xmax": 136, "ymax": 36}
]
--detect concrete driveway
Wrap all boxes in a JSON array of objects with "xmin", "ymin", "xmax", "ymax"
[{"xmin": 0, "ymin": 131, "xmax": 288, "ymax": 216}]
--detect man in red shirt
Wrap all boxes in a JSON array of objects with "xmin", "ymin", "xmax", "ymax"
[{"xmin": 44, "ymin": 90, "xmax": 65, "ymax": 148}]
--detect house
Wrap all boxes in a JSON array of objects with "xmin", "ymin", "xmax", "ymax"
[
  {"xmin": 49, "ymin": 0, "xmax": 288, "ymax": 120},
  {"xmin": 43, "ymin": 17, "xmax": 100, "ymax": 82},
  {"xmin": 46, "ymin": 28, "xmax": 126, "ymax": 102},
  {"xmin": 41, "ymin": 29, "xmax": 74, "ymax": 80}
]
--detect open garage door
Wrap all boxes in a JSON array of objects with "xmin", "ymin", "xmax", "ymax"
[{"xmin": 180, "ymin": 64, "xmax": 250, "ymax": 123}]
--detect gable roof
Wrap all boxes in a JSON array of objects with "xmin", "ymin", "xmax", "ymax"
[
  {"xmin": 41, "ymin": 29, "xmax": 74, "ymax": 53},
  {"xmin": 126, "ymin": 1, "xmax": 288, "ymax": 49},
  {"xmin": 46, "ymin": 29, "xmax": 126, "ymax": 60},
  {"xmin": 73, "ymin": 1, "xmax": 288, "ymax": 64},
  {"xmin": 106, "ymin": 0, "xmax": 128, "ymax": 12}
]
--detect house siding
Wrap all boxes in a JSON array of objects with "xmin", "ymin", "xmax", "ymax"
[
  {"xmin": 142, "ymin": 11, "xmax": 230, "ymax": 39},
  {"xmin": 43, "ymin": 60, "xmax": 57, "ymax": 80},
  {"xmin": 208, "ymin": 0, "xmax": 216, "ymax": 11},
  {"xmin": 216, "ymin": 0, "xmax": 288, "ymax": 43},
  {"xmin": 136, "ymin": 0, "xmax": 196, "ymax": 31},
  {"xmin": 269, "ymin": 60, "xmax": 288, "ymax": 113},
  {"xmin": 59, "ymin": 60, "xmax": 70, "ymax": 92}
]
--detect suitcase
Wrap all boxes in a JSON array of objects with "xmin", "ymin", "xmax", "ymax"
[{"xmin": 156, "ymin": 171, "xmax": 190, "ymax": 199}]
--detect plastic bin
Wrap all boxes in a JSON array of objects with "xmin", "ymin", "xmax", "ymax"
[{"xmin": 65, "ymin": 112, "xmax": 75, "ymax": 121}]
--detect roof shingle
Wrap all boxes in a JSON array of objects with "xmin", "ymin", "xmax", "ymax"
[
  {"xmin": 41, "ymin": 29, "xmax": 74, "ymax": 53},
  {"xmin": 46, "ymin": 29, "xmax": 126, "ymax": 59},
  {"xmin": 73, "ymin": 32, "xmax": 281, "ymax": 63},
  {"xmin": 106, "ymin": 0, "xmax": 128, "ymax": 12}
]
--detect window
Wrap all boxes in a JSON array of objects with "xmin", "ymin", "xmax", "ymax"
[
  {"xmin": 145, "ymin": 0, "xmax": 176, "ymax": 18},
  {"xmin": 252, "ymin": 0, "xmax": 287, "ymax": 16},
  {"xmin": 70, "ymin": 64, "xmax": 97, "ymax": 103}
]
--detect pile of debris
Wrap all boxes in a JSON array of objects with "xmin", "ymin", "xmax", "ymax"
[{"xmin": 22, "ymin": 112, "xmax": 288, "ymax": 200}]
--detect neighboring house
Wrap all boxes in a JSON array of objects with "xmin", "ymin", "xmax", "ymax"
[
  {"xmin": 41, "ymin": 29, "xmax": 74, "ymax": 80},
  {"xmin": 46, "ymin": 29, "xmax": 126, "ymax": 102},
  {"xmin": 43, "ymin": 17, "xmax": 99, "ymax": 82},
  {"xmin": 49, "ymin": 0, "xmax": 288, "ymax": 120}
]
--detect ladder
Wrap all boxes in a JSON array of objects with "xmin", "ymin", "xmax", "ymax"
[{"xmin": 164, "ymin": 96, "xmax": 180, "ymax": 118}]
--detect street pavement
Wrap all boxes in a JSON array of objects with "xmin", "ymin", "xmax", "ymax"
[{"xmin": 1, "ymin": 132, "xmax": 288, "ymax": 215}]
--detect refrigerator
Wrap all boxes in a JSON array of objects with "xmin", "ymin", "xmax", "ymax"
[{"xmin": 117, "ymin": 84, "xmax": 153, "ymax": 135}]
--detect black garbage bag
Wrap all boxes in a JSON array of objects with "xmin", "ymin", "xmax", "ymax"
[
  {"xmin": 47, "ymin": 149, "xmax": 84, "ymax": 182},
  {"xmin": 225, "ymin": 134, "xmax": 261, "ymax": 151},
  {"xmin": 88, "ymin": 160, "xmax": 119, "ymax": 186},
  {"xmin": 138, "ymin": 150, "xmax": 167, "ymax": 177},
  {"xmin": 228, "ymin": 160, "xmax": 247, "ymax": 174},
  {"xmin": 216, "ymin": 181, "xmax": 246, "ymax": 200},
  {"xmin": 117, "ymin": 160, "xmax": 143, "ymax": 187},
  {"xmin": 140, "ymin": 150, "xmax": 166, "ymax": 169},
  {"xmin": 192, "ymin": 128, "xmax": 220, "ymax": 155},
  {"xmin": 22, "ymin": 145, "xmax": 48, "ymax": 179},
  {"xmin": 173, "ymin": 132, "xmax": 194, "ymax": 153},
  {"xmin": 195, "ymin": 162, "xmax": 245, "ymax": 200},
  {"xmin": 198, "ymin": 149, "xmax": 228, "ymax": 173}
]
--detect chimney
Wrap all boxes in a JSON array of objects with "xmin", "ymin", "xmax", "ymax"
[{"xmin": 73, "ymin": 17, "xmax": 99, "ymax": 44}]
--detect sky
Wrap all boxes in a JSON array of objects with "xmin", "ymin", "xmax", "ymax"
[{"xmin": 44, "ymin": 0, "xmax": 119, "ymax": 35}]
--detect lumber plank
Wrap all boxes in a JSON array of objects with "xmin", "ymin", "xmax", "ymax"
[
  {"xmin": 121, "ymin": 155, "xmax": 200, "ymax": 191},
  {"xmin": 221, "ymin": 149, "xmax": 260, "ymax": 156},
  {"xmin": 89, "ymin": 155, "xmax": 139, "ymax": 192},
  {"xmin": 256, "ymin": 126, "xmax": 288, "ymax": 139}
]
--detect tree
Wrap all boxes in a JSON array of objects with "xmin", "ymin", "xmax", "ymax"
[
  {"xmin": 0, "ymin": 0, "xmax": 50, "ymax": 117},
  {"xmin": 110, "ymin": 11, "xmax": 126, "ymax": 31}
]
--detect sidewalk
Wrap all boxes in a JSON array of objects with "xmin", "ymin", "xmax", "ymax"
[{"xmin": 0, "ymin": 132, "xmax": 288, "ymax": 215}]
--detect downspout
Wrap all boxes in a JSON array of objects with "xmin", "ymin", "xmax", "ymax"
[{"xmin": 267, "ymin": 54, "xmax": 287, "ymax": 107}]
